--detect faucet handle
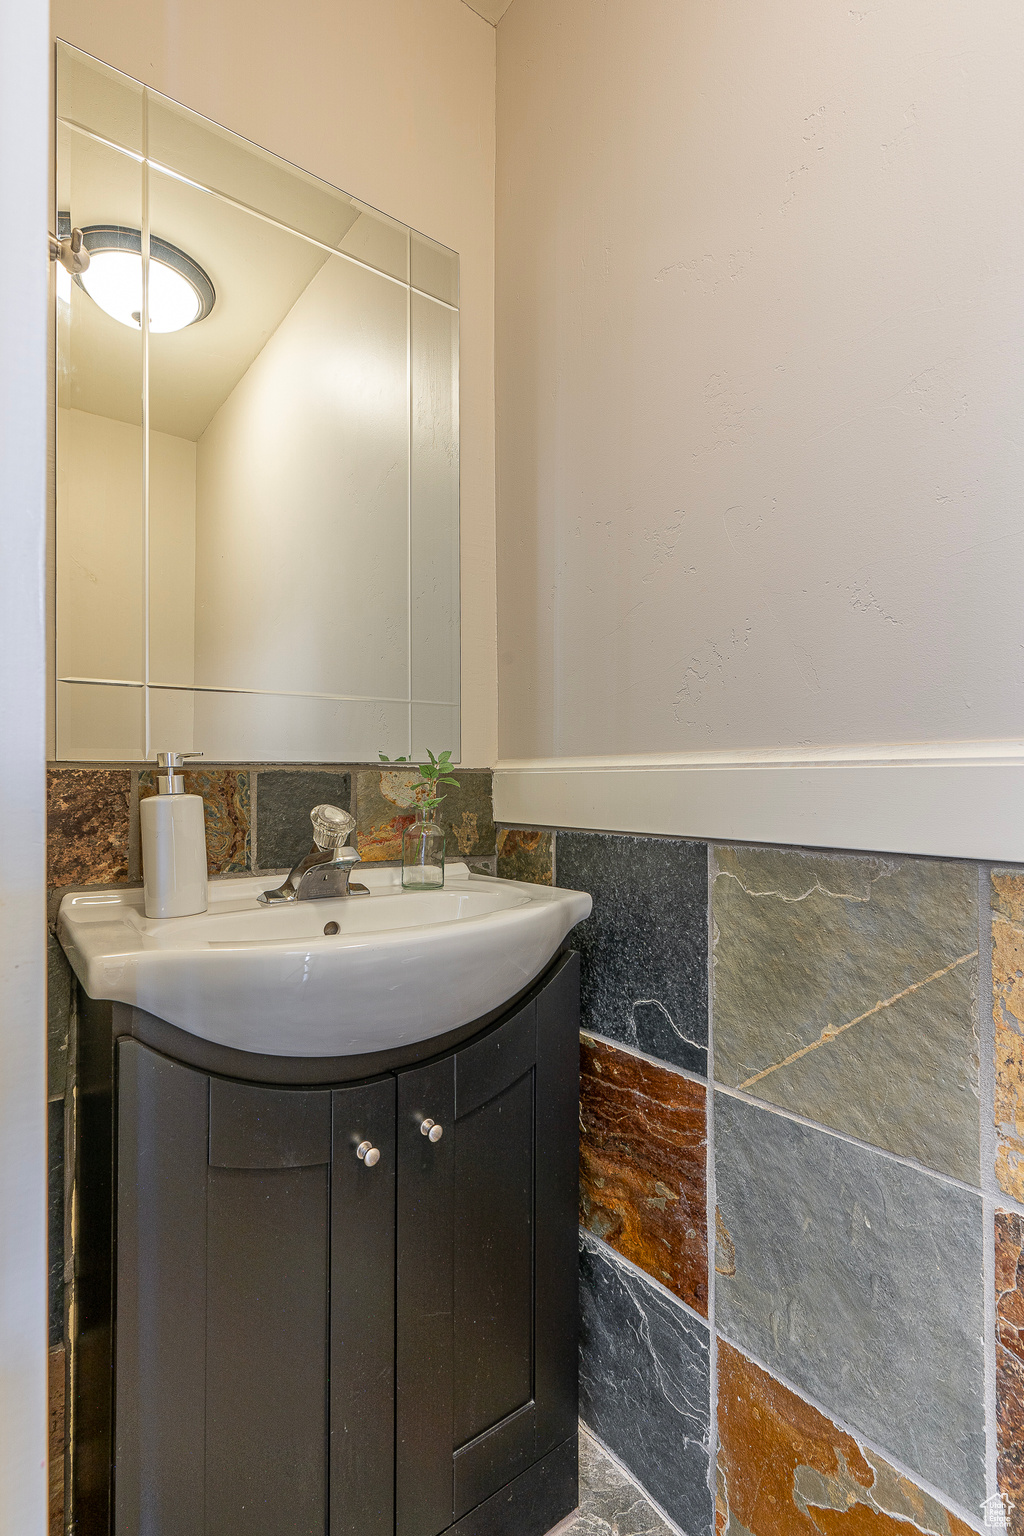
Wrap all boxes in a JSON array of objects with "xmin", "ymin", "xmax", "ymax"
[{"xmin": 310, "ymin": 803, "xmax": 355, "ymax": 851}]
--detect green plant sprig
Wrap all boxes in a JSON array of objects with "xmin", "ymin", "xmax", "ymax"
[{"xmin": 379, "ymin": 747, "xmax": 460, "ymax": 811}]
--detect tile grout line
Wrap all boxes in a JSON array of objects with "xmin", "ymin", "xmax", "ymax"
[
  {"xmin": 576, "ymin": 1422, "xmax": 690, "ymax": 1536},
  {"xmin": 579, "ymin": 1227, "xmax": 711, "ymax": 1335},
  {"xmin": 579, "ymin": 1028, "xmax": 709, "ymax": 1090},
  {"xmin": 979, "ymin": 862, "xmax": 1000, "ymax": 1505},
  {"xmin": 714, "ymin": 1328, "xmax": 987, "ymax": 1534},
  {"xmin": 705, "ymin": 843, "xmax": 719, "ymax": 1518},
  {"xmin": 711, "ymin": 1081, "xmax": 987, "ymax": 1199},
  {"xmin": 580, "ymin": 1021, "xmax": 994, "ymax": 1204}
]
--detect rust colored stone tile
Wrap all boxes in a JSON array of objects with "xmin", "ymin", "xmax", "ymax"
[
  {"xmin": 47, "ymin": 768, "xmax": 131, "ymax": 887},
  {"xmin": 356, "ymin": 768, "xmax": 425, "ymax": 860},
  {"xmin": 356, "ymin": 768, "xmax": 494, "ymax": 863},
  {"xmin": 496, "ymin": 827, "xmax": 553, "ymax": 885},
  {"xmin": 717, "ymin": 1339, "xmax": 975, "ymax": 1536},
  {"xmin": 580, "ymin": 1035, "xmax": 707, "ymax": 1317},
  {"xmin": 49, "ymin": 1345, "xmax": 64, "ymax": 1536},
  {"xmin": 992, "ymin": 873, "xmax": 1024, "ymax": 1201},
  {"xmin": 139, "ymin": 769, "xmax": 250, "ymax": 874},
  {"xmin": 997, "ymin": 1210, "xmax": 1024, "ymax": 1534}
]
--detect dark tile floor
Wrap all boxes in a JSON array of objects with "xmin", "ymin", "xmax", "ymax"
[{"xmin": 550, "ymin": 1429, "xmax": 676, "ymax": 1536}]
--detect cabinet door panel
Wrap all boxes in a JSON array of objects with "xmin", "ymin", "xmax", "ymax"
[
  {"xmin": 397, "ymin": 958, "xmax": 580, "ymax": 1529},
  {"xmin": 206, "ymin": 1162, "xmax": 329, "ymax": 1536},
  {"xmin": 396, "ymin": 1056, "xmax": 457, "ymax": 1536},
  {"xmin": 454, "ymin": 1003, "xmax": 537, "ymax": 1118},
  {"xmin": 330, "ymin": 1078, "xmax": 397, "ymax": 1536},
  {"xmin": 453, "ymin": 1068, "xmax": 534, "ymax": 1447},
  {"xmin": 115, "ymin": 1040, "xmax": 208, "ymax": 1536},
  {"xmin": 451, "ymin": 1004, "xmax": 539, "ymax": 1519},
  {"xmin": 453, "ymin": 1400, "xmax": 537, "ymax": 1522}
]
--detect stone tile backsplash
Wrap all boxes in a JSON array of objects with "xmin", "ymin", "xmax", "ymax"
[
  {"xmin": 139, "ymin": 768, "xmax": 252, "ymax": 874},
  {"xmin": 47, "ymin": 767, "xmax": 131, "ymax": 886},
  {"xmin": 556, "ymin": 831, "xmax": 708, "ymax": 1075},
  {"xmin": 712, "ymin": 846, "xmax": 981, "ymax": 1184},
  {"xmin": 255, "ymin": 770, "xmax": 352, "ymax": 870},
  {"xmin": 714, "ymin": 1090, "xmax": 986, "ymax": 1509},
  {"xmin": 496, "ymin": 822, "xmax": 1010, "ymax": 1530},
  {"xmin": 580, "ymin": 1035, "xmax": 707, "ymax": 1316},
  {"xmin": 45, "ymin": 763, "xmax": 496, "ymax": 891},
  {"xmin": 996, "ymin": 1210, "xmax": 1024, "ymax": 1534},
  {"xmin": 496, "ymin": 827, "xmax": 553, "ymax": 885},
  {"xmin": 716, "ymin": 1339, "xmax": 976, "ymax": 1536},
  {"xmin": 355, "ymin": 766, "xmax": 495, "ymax": 863},
  {"xmin": 579, "ymin": 1231, "xmax": 712, "ymax": 1536},
  {"xmin": 991, "ymin": 872, "xmax": 1024, "ymax": 1203}
]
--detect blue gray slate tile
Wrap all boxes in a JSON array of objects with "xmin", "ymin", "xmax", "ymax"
[
  {"xmin": 579, "ymin": 1231, "xmax": 712, "ymax": 1535},
  {"xmin": 712, "ymin": 845, "xmax": 980, "ymax": 1183},
  {"xmin": 714, "ymin": 1091, "xmax": 986, "ymax": 1511},
  {"xmin": 557, "ymin": 832, "xmax": 708, "ymax": 1075},
  {"xmin": 255, "ymin": 769, "xmax": 352, "ymax": 871}
]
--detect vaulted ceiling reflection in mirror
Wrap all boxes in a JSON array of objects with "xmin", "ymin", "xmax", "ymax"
[{"xmin": 56, "ymin": 41, "xmax": 459, "ymax": 763}]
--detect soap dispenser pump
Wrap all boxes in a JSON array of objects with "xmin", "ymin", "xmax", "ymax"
[{"xmin": 141, "ymin": 751, "xmax": 209, "ymax": 918}]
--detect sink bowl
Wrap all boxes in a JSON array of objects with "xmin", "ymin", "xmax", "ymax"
[{"xmin": 57, "ymin": 862, "xmax": 592, "ymax": 1057}]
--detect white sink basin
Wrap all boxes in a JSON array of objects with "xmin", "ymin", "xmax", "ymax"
[{"xmin": 57, "ymin": 863, "xmax": 592, "ymax": 1058}]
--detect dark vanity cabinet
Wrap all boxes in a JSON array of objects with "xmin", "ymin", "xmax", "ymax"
[{"xmin": 74, "ymin": 952, "xmax": 580, "ymax": 1536}]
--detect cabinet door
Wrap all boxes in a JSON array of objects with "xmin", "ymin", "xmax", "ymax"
[
  {"xmin": 395, "ymin": 953, "xmax": 580, "ymax": 1536},
  {"xmin": 115, "ymin": 1041, "xmax": 395, "ymax": 1536}
]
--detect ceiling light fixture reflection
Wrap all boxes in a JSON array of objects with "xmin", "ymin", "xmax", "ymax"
[{"xmin": 73, "ymin": 224, "xmax": 216, "ymax": 333}]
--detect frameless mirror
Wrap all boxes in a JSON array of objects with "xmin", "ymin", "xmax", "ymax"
[{"xmin": 55, "ymin": 41, "xmax": 460, "ymax": 762}]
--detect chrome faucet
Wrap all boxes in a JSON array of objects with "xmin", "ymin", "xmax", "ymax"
[{"xmin": 257, "ymin": 804, "xmax": 368, "ymax": 904}]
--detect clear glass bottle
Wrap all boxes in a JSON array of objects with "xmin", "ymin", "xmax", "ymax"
[{"xmin": 402, "ymin": 806, "xmax": 445, "ymax": 889}]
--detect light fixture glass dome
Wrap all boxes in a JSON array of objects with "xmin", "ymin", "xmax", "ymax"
[{"xmin": 73, "ymin": 225, "xmax": 215, "ymax": 334}]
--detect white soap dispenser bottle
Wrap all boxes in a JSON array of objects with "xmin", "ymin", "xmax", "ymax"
[{"xmin": 141, "ymin": 751, "xmax": 209, "ymax": 918}]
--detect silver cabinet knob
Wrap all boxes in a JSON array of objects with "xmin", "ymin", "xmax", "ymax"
[
  {"xmin": 420, "ymin": 1119, "xmax": 443, "ymax": 1143},
  {"xmin": 356, "ymin": 1140, "xmax": 380, "ymax": 1167}
]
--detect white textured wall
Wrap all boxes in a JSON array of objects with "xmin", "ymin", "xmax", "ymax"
[
  {"xmin": 54, "ymin": 0, "xmax": 497, "ymax": 766},
  {"xmin": 496, "ymin": 0, "xmax": 1024, "ymax": 761}
]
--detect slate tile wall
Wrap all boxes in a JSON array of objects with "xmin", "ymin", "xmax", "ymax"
[
  {"xmin": 557, "ymin": 832, "xmax": 708, "ymax": 1075},
  {"xmin": 493, "ymin": 820, "xmax": 1021, "ymax": 1534},
  {"xmin": 580, "ymin": 1036, "xmax": 708, "ymax": 1317},
  {"xmin": 996, "ymin": 1211, "xmax": 1024, "ymax": 1535},
  {"xmin": 716, "ymin": 1339, "xmax": 976, "ymax": 1536},
  {"xmin": 991, "ymin": 872, "xmax": 1024, "ymax": 1203},
  {"xmin": 44, "ymin": 783, "xmax": 1024, "ymax": 1532},
  {"xmin": 579, "ymin": 1233, "xmax": 712, "ymax": 1535}
]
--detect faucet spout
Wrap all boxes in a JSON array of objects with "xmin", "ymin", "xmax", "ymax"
[{"xmin": 257, "ymin": 803, "xmax": 368, "ymax": 904}]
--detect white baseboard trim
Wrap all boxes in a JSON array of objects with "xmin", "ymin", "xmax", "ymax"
[{"xmin": 493, "ymin": 744, "xmax": 1024, "ymax": 862}]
